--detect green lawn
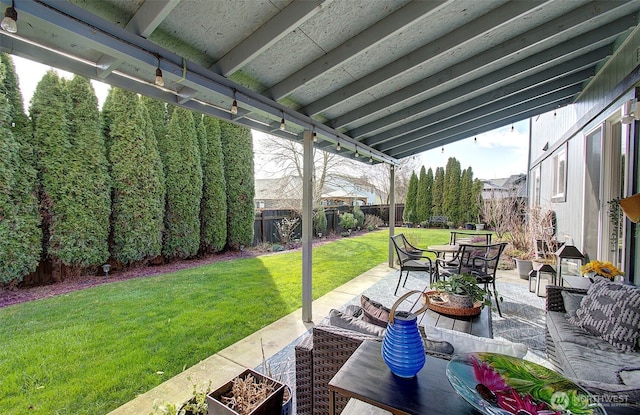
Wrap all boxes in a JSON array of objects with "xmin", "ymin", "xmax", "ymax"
[{"xmin": 0, "ymin": 228, "xmax": 450, "ymax": 415}]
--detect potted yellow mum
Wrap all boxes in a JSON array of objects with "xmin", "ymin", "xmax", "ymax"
[{"xmin": 580, "ymin": 260, "xmax": 624, "ymax": 281}]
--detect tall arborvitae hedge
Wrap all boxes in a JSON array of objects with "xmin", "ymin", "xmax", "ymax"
[
  {"xmin": 199, "ymin": 115, "xmax": 227, "ymax": 253},
  {"xmin": 0, "ymin": 56, "xmax": 41, "ymax": 283},
  {"xmin": 415, "ymin": 166, "xmax": 428, "ymax": 223},
  {"xmin": 443, "ymin": 157, "xmax": 462, "ymax": 225},
  {"xmin": 64, "ymin": 75, "xmax": 111, "ymax": 267},
  {"xmin": 459, "ymin": 167, "xmax": 474, "ymax": 224},
  {"xmin": 403, "ymin": 172, "xmax": 418, "ymax": 224},
  {"xmin": 432, "ymin": 167, "xmax": 445, "ymax": 216},
  {"xmin": 141, "ymin": 96, "xmax": 167, "ymax": 145},
  {"xmin": 105, "ymin": 88, "xmax": 165, "ymax": 264},
  {"xmin": 220, "ymin": 121, "xmax": 254, "ymax": 249},
  {"xmin": 160, "ymin": 107, "xmax": 202, "ymax": 259},
  {"xmin": 30, "ymin": 71, "xmax": 75, "ymax": 265},
  {"xmin": 424, "ymin": 167, "xmax": 434, "ymax": 223}
]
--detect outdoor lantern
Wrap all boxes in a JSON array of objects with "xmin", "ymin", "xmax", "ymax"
[
  {"xmin": 555, "ymin": 243, "xmax": 585, "ymax": 286},
  {"xmin": 102, "ymin": 263, "xmax": 111, "ymax": 280}
]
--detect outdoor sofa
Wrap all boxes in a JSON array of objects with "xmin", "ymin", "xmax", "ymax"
[{"xmin": 546, "ymin": 282, "xmax": 640, "ymax": 407}]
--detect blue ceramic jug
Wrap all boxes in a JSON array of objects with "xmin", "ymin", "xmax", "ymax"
[{"xmin": 381, "ymin": 290, "xmax": 429, "ymax": 378}]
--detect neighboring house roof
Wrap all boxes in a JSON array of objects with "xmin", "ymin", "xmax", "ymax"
[
  {"xmin": 255, "ymin": 177, "xmax": 302, "ymax": 201},
  {"xmin": 481, "ymin": 174, "xmax": 527, "ymax": 199}
]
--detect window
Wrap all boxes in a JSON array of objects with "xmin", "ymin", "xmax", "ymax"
[{"xmin": 551, "ymin": 146, "xmax": 566, "ymax": 202}]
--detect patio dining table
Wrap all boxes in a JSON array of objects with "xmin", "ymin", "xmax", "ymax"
[{"xmin": 427, "ymin": 244, "xmax": 459, "ymax": 258}]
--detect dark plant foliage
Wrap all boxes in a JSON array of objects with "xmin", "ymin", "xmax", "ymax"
[
  {"xmin": 63, "ymin": 75, "xmax": 111, "ymax": 268},
  {"xmin": 105, "ymin": 88, "xmax": 165, "ymax": 264},
  {"xmin": 403, "ymin": 172, "xmax": 418, "ymax": 223},
  {"xmin": 161, "ymin": 107, "xmax": 202, "ymax": 259},
  {"xmin": 0, "ymin": 55, "xmax": 40, "ymax": 283},
  {"xmin": 443, "ymin": 157, "xmax": 462, "ymax": 225},
  {"xmin": 199, "ymin": 115, "xmax": 227, "ymax": 253},
  {"xmin": 424, "ymin": 167, "xmax": 434, "ymax": 222},
  {"xmin": 30, "ymin": 70, "xmax": 74, "ymax": 265},
  {"xmin": 415, "ymin": 166, "xmax": 428, "ymax": 223},
  {"xmin": 313, "ymin": 206, "xmax": 327, "ymax": 236},
  {"xmin": 353, "ymin": 205, "xmax": 365, "ymax": 228},
  {"xmin": 220, "ymin": 121, "xmax": 255, "ymax": 249},
  {"xmin": 432, "ymin": 167, "xmax": 445, "ymax": 216}
]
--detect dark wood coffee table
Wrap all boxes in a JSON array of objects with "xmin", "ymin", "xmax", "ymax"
[
  {"xmin": 328, "ymin": 340, "xmax": 481, "ymax": 415},
  {"xmin": 420, "ymin": 304, "xmax": 493, "ymax": 338},
  {"xmin": 329, "ymin": 340, "xmax": 638, "ymax": 415}
]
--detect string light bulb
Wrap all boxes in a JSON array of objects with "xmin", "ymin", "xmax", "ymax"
[
  {"xmin": 441, "ymin": 147, "xmax": 444, "ymax": 154},
  {"xmin": 312, "ymin": 129, "xmax": 317, "ymax": 142},
  {"xmin": 336, "ymin": 141, "xmax": 341, "ymax": 151},
  {"xmin": 511, "ymin": 124, "xmax": 514, "ymax": 132},
  {"xmin": 369, "ymin": 156, "xmax": 373, "ymax": 164},
  {"xmin": 230, "ymin": 89, "xmax": 238, "ymax": 115},
  {"xmin": 355, "ymin": 147, "xmax": 360, "ymax": 158},
  {"xmin": 1, "ymin": 0, "xmax": 17, "ymax": 33},
  {"xmin": 279, "ymin": 112, "xmax": 286, "ymax": 131},
  {"xmin": 154, "ymin": 55, "xmax": 164, "ymax": 87}
]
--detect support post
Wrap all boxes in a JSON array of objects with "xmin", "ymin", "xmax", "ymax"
[
  {"xmin": 302, "ymin": 130, "xmax": 314, "ymax": 322},
  {"xmin": 389, "ymin": 164, "xmax": 396, "ymax": 267}
]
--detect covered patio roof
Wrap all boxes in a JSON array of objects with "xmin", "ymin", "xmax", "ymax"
[
  {"xmin": 2, "ymin": 0, "xmax": 639, "ymax": 164},
  {"xmin": 3, "ymin": 0, "xmax": 639, "ymax": 322}
]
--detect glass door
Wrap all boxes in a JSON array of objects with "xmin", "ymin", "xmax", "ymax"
[{"xmin": 583, "ymin": 127, "xmax": 602, "ymax": 262}]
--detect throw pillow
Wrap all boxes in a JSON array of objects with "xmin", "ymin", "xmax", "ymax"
[
  {"xmin": 425, "ymin": 326, "xmax": 528, "ymax": 358},
  {"xmin": 561, "ymin": 290, "xmax": 586, "ymax": 319},
  {"xmin": 570, "ymin": 279, "xmax": 640, "ymax": 352},
  {"xmin": 327, "ymin": 309, "xmax": 386, "ymax": 337},
  {"xmin": 361, "ymin": 295, "xmax": 391, "ymax": 328}
]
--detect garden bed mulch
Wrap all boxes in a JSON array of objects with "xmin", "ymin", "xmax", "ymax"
[{"xmin": 0, "ymin": 234, "xmax": 344, "ymax": 309}]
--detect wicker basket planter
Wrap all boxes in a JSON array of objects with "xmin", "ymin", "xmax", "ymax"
[{"xmin": 207, "ymin": 369, "xmax": 285, "ymax": 415}]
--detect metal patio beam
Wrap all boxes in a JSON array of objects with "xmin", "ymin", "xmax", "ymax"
[
  {"xmin": 375, "ymin": 80, "xmax": 586, "ymax": 153},
  {"xmin": 357, "ymin": 45, "xmax": 612, "ymax": 142},
  {"xmin": 300, "ymin": 0, "xmax": 546, "ymax": 116},
  {"xmin": 388, "ymin": 88, "xmax": 580, "ymax": 158},
  {"xmin": 329, "ymin": 4, "xmax": 634, "ymax": 129},
  {"xmin": 212, "ymin": 0, "xmax": 330, "ymax": 77},
  {"xmin": 266, "ymin": 0, "xmax": 445, "ymax": 100},
  {"xmin": 371, "ymin": 69, "xmax": 592, "ymax": 152}
]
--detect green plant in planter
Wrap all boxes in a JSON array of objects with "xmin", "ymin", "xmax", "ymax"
[
  {"xmin": 151, "ymin": 382, "xmax": 211, "ymax": 415},
  {"xmin": 430, "ymin": 273, "xmax": 491, "ymax": 307}
]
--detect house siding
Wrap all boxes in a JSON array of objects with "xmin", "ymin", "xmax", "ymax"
[{"xmin": 529, "ymin": 25, "xmax": 640, "ymax": 283}]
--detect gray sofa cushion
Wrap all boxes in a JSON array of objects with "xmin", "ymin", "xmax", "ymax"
[
  {"xmin": 561, "ymin": 290, "xmax": 585, "ymax": 319},
  {"xmin": 555, "ymin": 341, "xmax": 640, "ymax": 385},
  {"xmin": 327, "ymin": 308, "xmax": 385, "ymax": 338},
  {"xmin": 569, "ymin": 279, "xmax": 640, "ymax": 352},
  {"xmin": 547, "ymin": 311, "xmax": 622, "ymax": 352}
]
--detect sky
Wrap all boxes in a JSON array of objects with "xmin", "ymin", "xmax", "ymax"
[{"xmin": 10, "ymin": 55, "xmax": 529, "ymax": 181}]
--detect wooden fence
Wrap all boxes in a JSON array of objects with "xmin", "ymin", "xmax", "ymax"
[{"xmin": 252, "ymin": 204, "xmax": 404, "ymax": 244}]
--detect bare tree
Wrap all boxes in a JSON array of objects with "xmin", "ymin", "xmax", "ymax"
[
  {"xmin": 363, "ymin": 157, "xmax": 420, "ymax": 204},
  {"xmin": 255, "ymin": 133, "xmax": 354, "ymax": 211}
]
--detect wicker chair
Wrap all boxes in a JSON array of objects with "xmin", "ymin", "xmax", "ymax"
[{"xmin": 295, "ymin": 325, "xmax": 381, "ymax": 415}]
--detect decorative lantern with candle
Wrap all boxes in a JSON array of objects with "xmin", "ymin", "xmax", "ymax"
[{"xmin": 555, "ymin": 243, "xmax": 585, "ymax": 286}]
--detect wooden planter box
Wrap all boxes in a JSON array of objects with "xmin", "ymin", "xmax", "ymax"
[{"xmin": 206, "ymin": 369, "xmax": 285, "ymax": 415}]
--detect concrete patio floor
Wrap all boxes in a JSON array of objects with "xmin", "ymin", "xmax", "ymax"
[{"xmin": 107, "ymin": 264, "xmax": 532, "ymax": 414}]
